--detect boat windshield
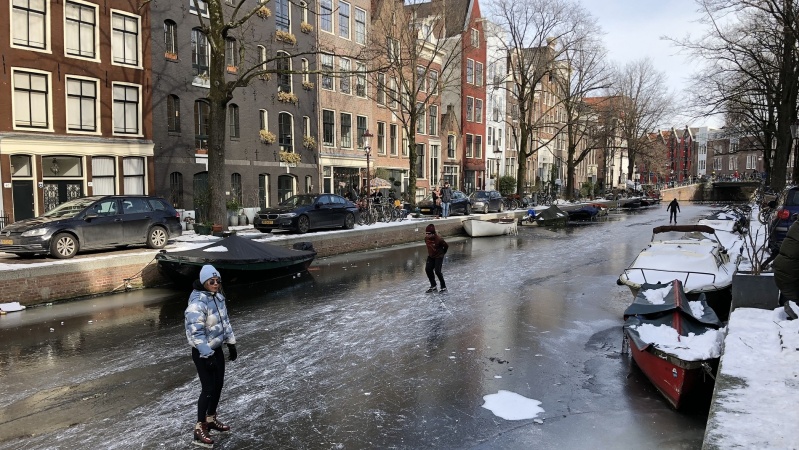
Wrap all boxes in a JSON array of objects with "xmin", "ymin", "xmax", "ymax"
[
  {"xmin": 279, "ymin": 195, "xmax": 317, "ymax": 207},
  {"xmin": 42, "ymin": 198, "xmax": 96, "ymax": 218}
]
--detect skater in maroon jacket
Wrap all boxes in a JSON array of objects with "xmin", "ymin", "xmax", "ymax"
[{"xmin": 424, "ymin": 224, "xmax": 449, "ymax": 293}]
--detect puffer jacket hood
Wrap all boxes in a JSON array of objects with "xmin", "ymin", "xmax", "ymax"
[{"xmin": 185, "ymin": 285, "xmax": 236, "ymax": 358}]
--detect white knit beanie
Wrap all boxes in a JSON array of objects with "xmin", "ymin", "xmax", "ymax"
[{"xmin": 199, "ymin": 265, "xmax": 220, "ymax": 284}]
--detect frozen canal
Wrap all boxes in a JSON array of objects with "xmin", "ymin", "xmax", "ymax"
[{"xmin": 0, "ymin": 205, "xmax": 716, "ymax": 449}]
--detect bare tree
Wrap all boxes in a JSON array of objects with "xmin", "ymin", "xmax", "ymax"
[
  {"xmin": 488, "ymin": 0, "xmax": 599, "ymax": 195},
  {"xmin": 609, "ymin": 58, "xmax": 674, "ymax": 186},
  {"xmin": 367, "ymin": 0, "xmax": 465, "ymax": 205}
]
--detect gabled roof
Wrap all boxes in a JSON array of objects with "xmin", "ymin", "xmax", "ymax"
[{"xmin": 410, "ymin": 0, "xmax": 473, "ymax": 38}]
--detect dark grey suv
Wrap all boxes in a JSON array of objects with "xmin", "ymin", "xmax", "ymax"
[{"xmin": 0, "ymin": 195, "xmax": 182, "ymax": 259}]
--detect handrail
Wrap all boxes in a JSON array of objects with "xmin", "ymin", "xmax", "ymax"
[
  {"xmin": 621, "ymin": 267, "xmax": 718, "ymax": 287},
  {"xmin": 652, "ymin": 225, "xmax": 716, "ymax": 234}
]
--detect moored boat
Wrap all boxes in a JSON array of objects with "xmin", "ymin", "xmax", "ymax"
[
  {"xmin": 463, "ymin": 218, "xmax": 518, "ymax": 237},
  {"xmin": 617, "ymin": 225, "xmax": 741, "ymax": 320},
  {"xmin": 567, "ymin": 205, "xmax": 601, "ymax": 221},
  {"xmin": 623, "ymin": 280, "xmax": 724, "ymax": 409},
  {"xmin": 535, "ymin": 205, "xmax": 569, "ymax": 227},
  {"xmin": 156, "ymin": 235, "xmax": 316, "ymax": 284}
]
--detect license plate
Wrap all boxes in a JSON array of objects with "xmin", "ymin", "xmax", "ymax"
[
  {"xmin": 420, "ymin": 208, "xmax": 431, "ymax": 213},
  {"xmin": 0, "ymin": 239, "xmax": 11, "ymax": 245},
  {"xmin": 261, "ymin": 220, "xmax": 274, "ymax": 225}
]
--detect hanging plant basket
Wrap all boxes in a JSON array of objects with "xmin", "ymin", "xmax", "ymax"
[
  {"xmin": 277, "ymin": 91, "xmax": 299, "ymax": 104},
  {"xmin": 303, "ymin": 135, "xmax": 316, "ymax": 150},
  {"xmin": 275, "ymin": 31, "xmax": 297, "ymax": 45},
  {"xmin": 300, "ymin": 22, "xmax": 314, "ymax": 34},
  {"xmin": 259, "ymin": 129, "xmax": 276, "ymax": 144},
  {"xmin": 279, "ymin": 151, "xmax": 302, "ymax": 165},
  {"xmin": 302, "ymin": 81, "xmax": 315, "ymax": 90},
  {"xmin": 256, "ymin": 6, "xmax": 271, "ymax": 18}
]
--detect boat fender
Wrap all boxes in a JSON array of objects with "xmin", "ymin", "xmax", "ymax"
[{"xmin": 616, "ymin": 278, "xmax": 624, "ymax": 286}]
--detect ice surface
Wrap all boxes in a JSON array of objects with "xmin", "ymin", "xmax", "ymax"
[{"xmin": 482, "ymin": 390, "xmax": 545, "ymax": 421}]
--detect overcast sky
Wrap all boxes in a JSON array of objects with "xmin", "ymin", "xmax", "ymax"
[{"xmin": 581, "ymin": 0, "xmax": 720, "ymax": 128}]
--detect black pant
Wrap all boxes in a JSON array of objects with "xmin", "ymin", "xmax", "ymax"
[
  {"xmin": 669, "ymin": 210, "xmax": 678, "ymax": 222},
  {"xmin": 426, "ymin": 256, "xmax": 446, "ymax": 288},
  {"xmin": 192, "ymin": 347, "xmax": 226, "ymax": 423}
]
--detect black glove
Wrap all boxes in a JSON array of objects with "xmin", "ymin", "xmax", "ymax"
[
  {"xmin": 204, "ymin": 357, "xmax": 216, "ymax": 370},
  {"xmin": 227, "ymin": 344, "xmax": 238, "ymax": 362}
]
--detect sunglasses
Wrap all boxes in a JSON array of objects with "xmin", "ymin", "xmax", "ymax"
[{"xmin": 207, "ymin": 279, "xmax": 221, "ymax": 285}]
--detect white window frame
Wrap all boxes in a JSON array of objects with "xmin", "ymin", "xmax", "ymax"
[
  {"xmin": 466, "ymin": 59, "xmax": 474, "ymax": 85},
  {"xmin": 354, "ymin": 7, "xmax": 366, "ymax": 45},
  {"xmin": 278, "ymin": 111, "xmax": 294, "ymax": 152},
  {"xmin": 11, "ymin": 67, "xmax": 53, "ymax": 132},
  {"xmin": 110, "ymin": 9, "xmax": 142, "ymax": 70},
  {"xmin": 64, "ymin": 75, "xmax": 101, "ymax": 135},
  {"xmin": 320, "ymin": 0, "xmax": 333, "ymax": 34},
  {"xmin": 466, "ymin": 96, "xmax": 474, "ymax": 122},
  {"xmin": 260, "ymin": 109, "xmax": 269, "ymax": 131},
  {"xmin": 64, "ymin": 0, "xmax": 100, "ymax": 62},
  {"xmin": 275, "ymin": 0, "xmax": 291, "ymax": 32},
  {"xmin": 111, "ymin": 81, "xmax": 143, "ymax": 137},
  {"xmin": 338, "ymin": 1, "xmax": 350, "ymax": 40},
  {"xmin": 321, "ymin": 53, "xmax": 334, "ymax": 90},
  {"xmin": 356, "ymin": 63, "xmax": 367, "ymax": 97},
  {"xmin": 339, "ymin": 57, "xmax": 351, "ymax": 95},
  {"xmin": 322, "ymin": 109, "xmax": 336, "ymax": 147},
  {"xmin": 475, "ymin": 62, "xmax": 483, "ymax": 87},
  {"xmin": 10, "ymin": 0, "xmax": 52, "ymax": 53},
  {"xmin": 188, "ymin": 0, "xmax": 209, "ymax": 18},
  {"xmin": 302, "ymin": 58, "xmax": 310, "ymax": 83},
  {"xmin": 303, "ymin": 115, "xmax": 311, "ymax": 138},
  {"xmin": 475, "ymin": 98, "xmax": 483, "ymax": 123},
  {"xmin": 340, "ymin": 112, "xmax": 353, "ymax": 148}
]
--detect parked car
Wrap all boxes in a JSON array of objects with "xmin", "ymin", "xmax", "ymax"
[
  {"xmin": 0, "ymin": 195, "xmax": 181, "ymax": 259},
  {"xmin": 769, "ymin": 186, "xmax": 799, "ymax": 251},
  {"xmin": 253, "ymin": 194, "xmax": 358, "ymax": 234},
  {"xmin": 417, "ymin": 190, "xmax": 472, "ymax": 216},
  {"xmin": 469, "ymin": 190, "xmax": 505, "ymax": 214}
]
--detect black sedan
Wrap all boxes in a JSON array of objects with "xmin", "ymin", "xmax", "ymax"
[
  {"xmin": 254, "ymin": 194, "xmax": 358, "ymax": 234},
  {"xmin": 0, "ymin": 195, "xmax": 182, "ymax": 259},
  {"xmin": 417, "ymin": 190, "xmax": 472, "ymax": 216},
  {"xmin": 469, "ymin": 190, "xmax": 505, "ymax": 214}
]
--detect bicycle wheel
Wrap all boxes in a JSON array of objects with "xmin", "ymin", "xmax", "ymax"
[{"xmin": 758, "ymin": 208, "xmax": 771, "ymax": 225}]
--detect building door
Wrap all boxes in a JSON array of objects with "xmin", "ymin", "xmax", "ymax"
[
  {"xmin": 193, "ymin": 172, "xmax": 209, "ymax": 223},
  {"xmin": 12, "ymin": 181, "xmax": 34, "ymax": 221},
  {"xmin": 42, "ymin": 181, "xmax": 83, "ymax": 212}
]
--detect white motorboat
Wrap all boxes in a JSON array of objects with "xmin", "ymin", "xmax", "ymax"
[
  {"xmin": 617, "ymin": 225, "xmax": 741, "ymax": 320},
  {"xmin": 463, "ymin": 218, "xmax": 518, "ymax": 237}
]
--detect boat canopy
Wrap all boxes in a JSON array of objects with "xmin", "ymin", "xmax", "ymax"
[
  {"xmin": 156, "ymin": 235, "xmax": 316, "ymax": 265},
  {"xmin": 535, "ymin": 205, "xmax": 568, "ymax": 222}
]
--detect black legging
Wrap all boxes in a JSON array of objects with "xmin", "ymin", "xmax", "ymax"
[
  {"xmin": 192, "ymin": 347, "xmax": 226, "ymax": 423},
  {"xmin": 669, "ymin": 209, "xmax": 678, "ymax": 223},
  {"xmin": 425, "ymin": 256, "xmax": 446, "ymax": 289}
]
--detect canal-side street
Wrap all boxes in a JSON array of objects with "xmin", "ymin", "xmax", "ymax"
[{"xmin": 0, "ymin": 205, "xmax": 715, "ymax": 449}]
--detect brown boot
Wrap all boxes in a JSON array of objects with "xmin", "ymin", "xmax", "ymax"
[
  {"xmin": 193, "ymin": 422, "xmax": 214, "ymax": 448},
  {"xmin": 206, "ymin": 414, "xmax": 231, "ymax": 433}
]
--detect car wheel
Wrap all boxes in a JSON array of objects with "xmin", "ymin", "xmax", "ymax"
[
  {"xmin": 483, "ymin": 205, "xmax": 489, "ymax": 214},
  {"xmin": 50, "ymin": 233, "xmax": 78, "ymax": 259},
  {"xmin": 465, "ymin": 204, "xmax": 472, "ymax": 215},
  {"xmin": 147, "ymin": 226, "xmax": 169, "ymax": 249},
  {"xmin": 297, "ymin": 215, "xmax": 310, "ymax": 234},
  {"xmin": 499, "ymin": 203, "xmax": 505, "ymax": 213},
  {"xmin": 343, "ymin": 212, "xmax": 355, "ymax": 229}
]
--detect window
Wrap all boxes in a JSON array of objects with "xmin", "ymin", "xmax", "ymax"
[
  {"xmin": 189, "ymin": 0, "xmax": 208, "ymax": 15},
  {"xmin": 430, "ymin": 145, "xmax": 439, "ymax": 185},
  {"xmin": 416, "ymin": 144, "xmax": 425, "ymax": 178},
  {"xmin": 355, "ymin": 8, "xmax": 366, "ymax": 45},
  {"xmin": 13, "ymin": 70, "xmax": 50, "ymax": 129},
  {"xmin": 390, "ymin": 124, "xmax": 398, "ymax": 155},
  {"xmin": 390, "ymin": 78, "xmax": 399, "ymax": 109},
  {"xmin": 339, "ymin": 1, "xmax": 350, "ymax": 39},
  {"xmin": 66, "ymin": 77, "xmax": 97, "ymax": 132},
  {"xmin": 466, "ymin": 59, "xmax": 474, "ymax": 84},
  {"xmin": 259, "ymin": 109, "xmax": 268, "ymax": 131},
  {"xmin": 228, "ymin": 104, "xmax": 239, "ymax": 139},
  {"xmin": 356, "ymin": 63, "xmax": 366, "ymax": 97},
  {"xmin": 258, "ymin": 45, "xmax": 267, "ymax": 75},
  {"xmin": 417, "ymin": 66, "xmax": 426, "ymax": 92},
  {"xmin": 377, "ymin": 122, "xmax": 386, "ymax": 154},
  {"xmin": 302, "ymin": 58, "xmax": 310, "ymax": 83},
  {"xmin": 301, "ymin": 1, "xmax": 308, "ymax": 24},
  {"xmin": 341, "ymin": 113, "xmax": 352, "ymax": 148},
  {"xmin": 92, "ymin": 157, "xmax": 116, "ymax": 195},
  {"xmin": 321, "ymin": 54, "xmax": 334, "ymax": 90},
  {"xmin": 475, "ymin": 99, "xmax": 483, "ymax": 123},
  {"xmin": 466, "ymin": 134, "xmax": 473, "ymax": 158},
  {"xmin": 416, "ymin": 103, "xmax": 425, "ymax": 135},
  {"xmin": 475, "ymin": 62, "xmax": 483, "ymax": 87},
  {"xmin": 231, "ymin": 173, "xmax": 242, "ymax": 204},
  {"xmin": 447, "ymin": 135, "xmax": 455, "ymax": 158},
  {"xmin": 164, "ymin": 20, "xmax": 177, "ymax": 57},
  {"xmin": 387, "ymin": 38, "xmax": 399, "ymax": 61},
  {"xmin": 113, "ymin": 84, "xmax": 140, "ymax": 135},
  {"xmin": 194, "ymin": 100, "xmax": 210, "ymax": 150},
  {"xmin": 123, "ymin": 157, "xmax": 145, "ymax": 195},
  {"xmin": 475, "ymin": 135, "xmax": 482, "ymax": 158},
  {"xmin": 111, "ymin": 12, "xmax": 139, "ymax": 66},
  {"xmin": 466, "ymin": 97, "xmax": 474, "ymax": 122},
  {"xmin": 377, "ymin": 73, "xmax": 386, "ymax": 105},
  {"xmin": 428, "ymin": 105, "xmax": 437, "ymax": 135},
  {"xmin": 279, "ymin": 112, "xmax": 293, "ymax": 152},
  {"xmin": 303, "ymin": 116, "xmax": 310, "ymax": 137},
  {"xmin": 322, "ymin": 110, "xmax": 335, "ymax": 146},
  {"xmin": 12, "ymin": 0, "xmax": 47, "ymax": 50},
  {"xmin": 191, "ymin": 28, "xmax": 209, "ymax": 77},
  {"xmin": 356, "ymin": 116, "xmax": 367, "ymax": 148},
  {"xmin": 66, "ymin": 1, "xmax": 97, "ymax": 58},
  {"xmin": 428, "ymin": 71, "xmax": 438, "ymax": 94},
  {"xmin": 277, "ymin": 51, "xmax": 292, "ymax": 92},
  {"xmin": 225, "ymin": 38, "xmax": 237, "ymax": 68},
  {"xmin": 471, "ymin": 27, "xmax": 479, "ymax": 48},
  {"xmin": 339, "ymin": 58, "xmax": 351, "ymax": 94},
  {"xmin": 320, "ymin": 0, "xmax": 332, "ymax": 33},
  {"xmin": 276, "ymin": 0, "xmax": 290, "ymax": 32}
]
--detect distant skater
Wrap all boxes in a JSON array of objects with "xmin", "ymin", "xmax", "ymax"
[
  {"xmin": 424, "ymin": 224, "xmax": 449, "ymax": 293},
  {"xmin": 667, "ymin": 198, "xmax": 680, "ymax": 224}
]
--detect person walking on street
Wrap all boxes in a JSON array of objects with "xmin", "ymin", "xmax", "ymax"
[
  {"xmin": 185, "ymin": 265, "xmax": 238, "ymax": 448},
  {"xmin": 424, "ymin": 224, "xmax": 449, "ymax": 293},
  {"xmin": 667, "ymin": 198, "xmax": 680, "ymax": 224},
  {"xmin": 440, "ymin": 182, "xmax": 453, "ymax": 218},
  {"xmin": 774, "ymin": 221, "xmax": 799, "ymax": 319}
]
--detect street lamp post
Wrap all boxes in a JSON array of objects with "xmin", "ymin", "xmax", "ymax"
[{"xmin": 363, "ymin": 129, "xmax": 374, "ymax": 208}]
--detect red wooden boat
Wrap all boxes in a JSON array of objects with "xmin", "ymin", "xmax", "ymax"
[{"xmin": 623, "ymin": 280, "xmax": 724, "ymax": 409}]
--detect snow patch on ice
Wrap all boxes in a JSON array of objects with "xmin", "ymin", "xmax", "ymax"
[
  {"xmin": 630, "ymin": 323, "xmax": 725, "ymax": 361},
  {"xmin": 482, "ymin": 390, "xmax": 544, "ymax": 420}
]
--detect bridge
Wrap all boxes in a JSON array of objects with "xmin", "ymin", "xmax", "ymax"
[{"xmin": 660, "ymin": 181, "xmax": 759, "ymax": 202}]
